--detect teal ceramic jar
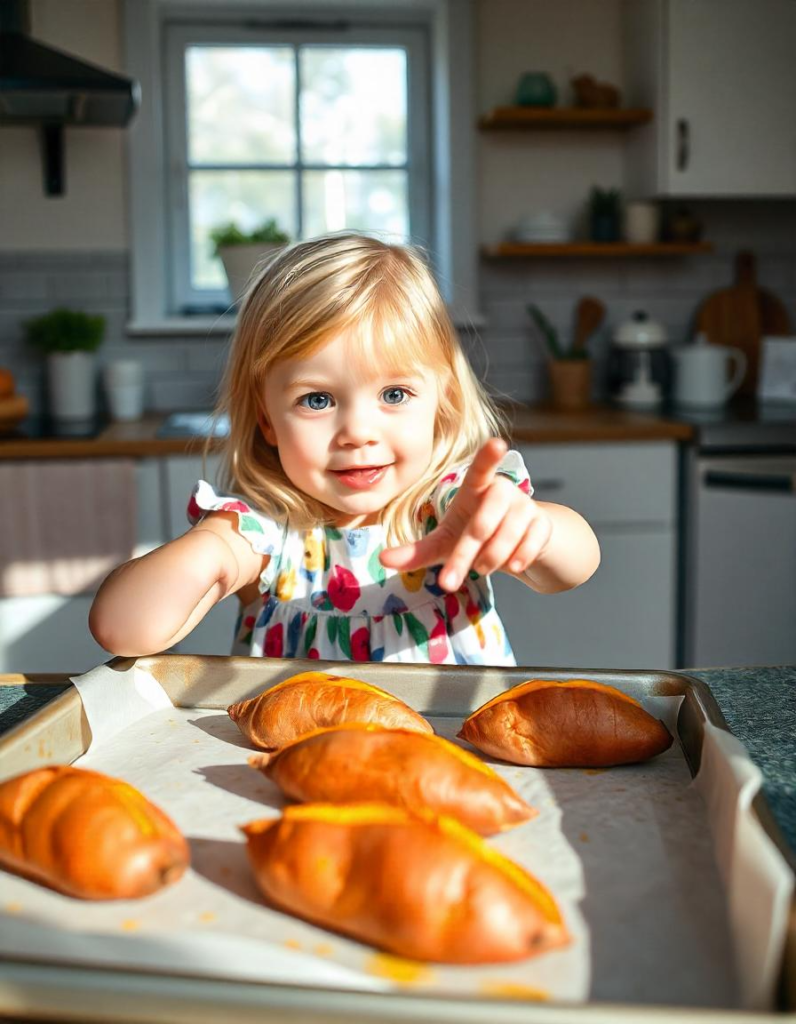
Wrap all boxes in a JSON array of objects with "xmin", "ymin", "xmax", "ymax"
[{"xmin": 515, "ymin": 72, "xmax": 557, "ymax": 108}]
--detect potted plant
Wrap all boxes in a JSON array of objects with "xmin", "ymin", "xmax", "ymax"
[
  {"xmin": 25, "ymin": 308, "xmax": 105, "ymax": 421},
  {"xmin": 210, "ymin": 218, "xmax": 291, "ymax": 302},
  {"xmin": 588, "ymin": 186, "xmax": 622, "ymax": 243},
  {"xmin": 528, "ymin": 303, "xmax": 592, "ymax": 410}
]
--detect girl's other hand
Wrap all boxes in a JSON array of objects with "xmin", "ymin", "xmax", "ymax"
[{"xmin": 380, "ymin": 438, "xmax": 553, "ymax": 592}]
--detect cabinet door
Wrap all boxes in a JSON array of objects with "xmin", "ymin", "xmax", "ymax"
[
  {"xmin": 161, "ymin": 455, "xmax": 239, "ymax": 656},
  {"xmin": 0, "ymin": 595, "xmax": 107, "ymax": 674},
  {"xmin": 666, "ymin": 0, "xmax": 796, "ymax": 196},
  {"xmin": 491, "ymin": 442, "xmax": 678, "ymax": 669},
  {"xmin": 491, "ymin": 528, "xmax": 677, "ymax": 670}
]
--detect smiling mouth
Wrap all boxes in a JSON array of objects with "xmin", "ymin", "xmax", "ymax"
[{"xmin": 331, "ymin": 466, "xmax": 389, "ymax": 489}]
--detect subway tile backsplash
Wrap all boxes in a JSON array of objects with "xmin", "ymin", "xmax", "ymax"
[{"xmin": 1, "ymin": 202, "xmax": 794, "ymax": 416}]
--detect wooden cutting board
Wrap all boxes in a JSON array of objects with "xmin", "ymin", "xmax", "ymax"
[{"xmin": 695, "ymin": 251, "xmax": 792, "ymax": 396}]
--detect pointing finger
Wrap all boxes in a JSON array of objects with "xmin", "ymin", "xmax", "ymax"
[
  {"xmin": 457, "ymin": 438, "xmax": 508, "ymax": 499},
  {"xmin": 379, "ymin": 532, "xmax": 449, "ymax": 573}
]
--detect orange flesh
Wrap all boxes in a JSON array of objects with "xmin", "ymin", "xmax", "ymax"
[
  {"xmin": 473, "ymin": 678, "xmax": 643, "ymax": 715},
  {"xmin": 108, "ymin": 780, "xmax": 158, "ymax": 837},
  {"xmin": 257, "ymin": 671, "xmax": 400, "ymax": 702}
]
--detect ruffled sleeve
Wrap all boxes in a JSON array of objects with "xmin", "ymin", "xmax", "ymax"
[
  {"xmin": 187, "ymin": 480, "xmax": 286, "ymax": 591},
  {"xmin": 420, "ymin": 449, "xmax": 534, "ymax": 532}
]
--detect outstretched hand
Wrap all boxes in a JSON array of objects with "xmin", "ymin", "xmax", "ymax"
[{"xmin": 380, "ymin": 438, "xmax": 553, "ymax": 592}]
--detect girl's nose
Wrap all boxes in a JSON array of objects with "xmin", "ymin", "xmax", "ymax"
[{"xmin": 335, "ymin": 403, "xmax": 378, "ymax": 447}]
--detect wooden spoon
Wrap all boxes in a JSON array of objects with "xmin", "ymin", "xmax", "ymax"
[{"xmin": 573, "ymin": 297, "xmax": 605, "ymax": 354}]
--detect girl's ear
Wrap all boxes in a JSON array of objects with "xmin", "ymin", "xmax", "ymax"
[{"xmin": 257, "ymin": 410, "xmax": 277, "ymax": 446}]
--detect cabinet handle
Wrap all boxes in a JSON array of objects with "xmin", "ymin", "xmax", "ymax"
[
  {"xmin": 704, "ymin": 469, "xmax": 795, "ymax": 494},
  {"xmin": 531, "ymin": 478, "xmax": 564, "ymax": 492},
  {"xmin": 676, "ymin": 118, "xmax": 690, "ymax": 172}
]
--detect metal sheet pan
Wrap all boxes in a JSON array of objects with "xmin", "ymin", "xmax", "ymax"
[{"xmin": 0, "ymin": 654, "xmax": 793, "ymax": 1023}]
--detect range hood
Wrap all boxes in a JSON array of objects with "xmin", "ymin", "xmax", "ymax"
[{"xmin": 0, "ymin": 0, "xmax": 140, "ymax": 193}]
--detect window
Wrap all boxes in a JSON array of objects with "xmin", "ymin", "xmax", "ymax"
[
  {"xmin": 165, "ymin": 25, "xmax": 429, "ymax": 313},
  {"xmin": 126, "ymin": 1, "xmax": 477, "ymax": 332}
]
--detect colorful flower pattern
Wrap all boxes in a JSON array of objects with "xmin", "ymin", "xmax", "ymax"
[{"xmin": 188, "ymin": 450, "xmax": 532, "ymax": 666}]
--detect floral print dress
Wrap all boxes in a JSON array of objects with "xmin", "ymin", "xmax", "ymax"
[{"xmin": 187, "ymin": 450, "xmax": 533, "ymax": 666}]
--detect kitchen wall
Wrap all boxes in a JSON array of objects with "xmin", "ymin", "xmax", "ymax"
[{"xmin": 1, "ymin": 0, "xmax": 794, "ymax": 414}]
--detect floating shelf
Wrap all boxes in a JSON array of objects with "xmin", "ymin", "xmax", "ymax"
[
  {"xmin": 483, "ymin": 242, "xmax": 713, "ymax": 259},
  {"xmin": 479, "ymin": 107, "xmax": 653, "ymax": 131}
]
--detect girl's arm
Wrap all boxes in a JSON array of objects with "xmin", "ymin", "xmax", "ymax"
[
  {"xmin": 512, "ymin": 499, "xmax": 600, "ymax": 594},
  {"xmin": 380, "ymin": 438, "xmax": 600, "ymax": 594},
  {"xmin": 89, "ymin": 513, "xmax": 267, "ymax": 657}
]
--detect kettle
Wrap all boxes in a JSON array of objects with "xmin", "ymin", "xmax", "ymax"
[{"xmin": 608, "ymin": 311, "xmax": 671, "ymax": 410}]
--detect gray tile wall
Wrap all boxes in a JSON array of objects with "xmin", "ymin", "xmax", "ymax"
[{"xmin": 1, "ymin": 200, "xmax": 794, "ymax": 416}]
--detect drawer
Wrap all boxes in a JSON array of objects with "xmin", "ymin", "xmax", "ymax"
[{"xmin": 515, "ymin": 442, "xmax": 677, "ymax": 525}]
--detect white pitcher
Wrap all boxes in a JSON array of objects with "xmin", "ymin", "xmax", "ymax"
[{"xmin": 671, "ymin": 343, "xmax": 747, "ymax": 409}]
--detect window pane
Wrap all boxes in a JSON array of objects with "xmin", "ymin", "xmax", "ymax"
[
  {"xmin": 186, "ymin": 47, "xmax": 296, "ymax": 164},
  {"xmin": 303, "ymin": 170, "xmax": 408, "ymax": 239},
  {"xmin": 190, "ymin": 170, "xmax": 296, "ymax": 290},
  {"xmin": 300, "ymin": 48, "xmax": 407, "ymax": 166}
]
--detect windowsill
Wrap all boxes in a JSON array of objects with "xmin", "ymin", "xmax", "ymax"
[
  {"xmin": 126, "ymin": 316, "xmax": 237, "ymax": 337},
  {"xmin": 127, "ymin": 310, "xmax": 486, "ymax": 337}
]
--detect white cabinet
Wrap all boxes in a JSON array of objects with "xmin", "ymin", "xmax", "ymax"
[
  {"xmin": 624, "ymin": 0, "xmax": 796, "ymax": 197},
  {"xmin": 161, "ymin": 455, "xmax": 239, "ymax": 656},
  {"xmin": 490, "ymin": 443, "xmax": 678, "ymax": 670},
  {"xmin": 0, "ymin": 459, "xmax": 166, "ymax": 674}
]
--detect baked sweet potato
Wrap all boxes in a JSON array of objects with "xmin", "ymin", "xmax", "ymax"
[
  {"xmin": 0, "ymin": 765, "xmax": 189, "ymax": 900},
  {"xmin": 458, "ymin": 679, "xmax": 673, "ymax": 767},
  {"xmin": 228, "ymin": 671, "xmax": 432, "ymax": 751},
  {"xmin": 249, "ymin": 724, "xmax": 535, "ymax": 835},
  {"xmin": 242, "ymin": 803, "xmax": 567, "ymax": 963}
]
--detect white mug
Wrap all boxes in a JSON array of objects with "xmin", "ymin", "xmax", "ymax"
[
  {"xmin": 671, "ymin": 345, "xmax": 747, "ymax": 409},
  {"xmin": 624, "ymin": 202, "xmax": 660, "ymax": 245}
]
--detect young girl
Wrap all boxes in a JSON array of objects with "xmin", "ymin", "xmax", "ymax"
[{"xmin": 90, "ymin": 233, "xmax": 599, "ymax": 665}]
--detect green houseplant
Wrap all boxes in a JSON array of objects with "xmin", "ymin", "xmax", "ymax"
[
  {"xmin": 589, "ymin": 186, "xmax": 622, "ymax": 242},
  {"xmin": 25, "ymin": 308, "xmax": 106, "ymax": 421},
  {"xmin": 210, "ymin": 218, "xmax": 291, "ymax": 302},
  {"xmin": 528, "ymin": 303, "xmax": 591, "ymax": 410}
]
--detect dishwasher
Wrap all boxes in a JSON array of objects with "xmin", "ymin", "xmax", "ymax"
[{"xmin": 680, "ymin": 407, "xmax": 796, "ymax": 667}]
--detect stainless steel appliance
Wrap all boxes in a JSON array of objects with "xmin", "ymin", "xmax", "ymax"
[{"xmin": 680, "ymin": 403, "xmax": 796, "ymax": 667}]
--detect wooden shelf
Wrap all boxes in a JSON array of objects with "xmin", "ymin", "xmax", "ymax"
[
  {"xmin": 483, "ymin": 242, "xmax": 713, "ymax": 259},
  {"xmin": 479, "ymin": 107, "xmax": 653, "ymax": 131}
]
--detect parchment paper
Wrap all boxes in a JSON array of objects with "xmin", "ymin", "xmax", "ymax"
[{"xmin": 1, "ymin": 662, "xmax": 791, "ymax": 1011}]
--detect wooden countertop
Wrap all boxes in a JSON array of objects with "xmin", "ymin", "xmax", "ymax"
[
  {"xmin": 504, "ymin": 403, "xmax": 694, "ymax": 444},
  {"xmin": 0, "ymin": 406, "xmax": 694, "ymax": 460}
]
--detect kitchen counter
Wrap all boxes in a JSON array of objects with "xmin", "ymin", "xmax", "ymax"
[
  {"xmin": 0, "ymin": 664, "xmax": 793, "ymax": 856},
  {"xmin": 0, "ymin": 405, "xmax": 694, "ymax": 460}
]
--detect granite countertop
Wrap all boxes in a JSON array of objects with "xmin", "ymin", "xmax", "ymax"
[
  {"xmin": 0, "ymin": 664, "xmax": 793, "ymax": 856},
  {"xmin": 0, "ymin": 405, "xmax": 695, "ymax": 460}
]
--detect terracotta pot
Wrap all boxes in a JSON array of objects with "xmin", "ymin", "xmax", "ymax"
[{"xmin": 548, "ymin": 359, "xmax": 592, "ymax": 410}]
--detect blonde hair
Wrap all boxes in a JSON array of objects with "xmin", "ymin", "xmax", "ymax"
[{"xmin": 214, "ymin": 232, "xmax": 506, "ymax": 544}]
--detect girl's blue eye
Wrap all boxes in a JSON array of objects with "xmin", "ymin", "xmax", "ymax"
[
  {"xmin": 300, "ymin": 392, "xmax": 332, "ymax": 411},
  {"xmin": 382, "ymin": 387, "xmax": 409, "ymax": 406}
]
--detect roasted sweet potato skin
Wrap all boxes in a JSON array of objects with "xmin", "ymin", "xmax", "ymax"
[
  {"xmin": 250, "ymin": 725, "xmax": 535, "ymax": 835},
  {"xmin": 0, "ymin": 765, "xmax": 190, "ymax": 900},
  {"xmin": 242, "ymin": 803, "xmax": 567, "ymax": 963},
  {"xmin": 228, "ymin": 671, "xmax": 433, "ymax": 750},
  {"xmin": 459, "ymin": 679, "xmax": 673, "ymax": 767}
]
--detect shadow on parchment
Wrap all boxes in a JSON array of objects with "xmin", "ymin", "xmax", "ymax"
[
  {"xmin": 188, "ymin": 836, "xmax": 264, "ymax": 906},
  {"xmin": 194, "ymin": 761, "xmax": 287, "ymax": 810},
  {"xmin": 187, "ymin": 711, "xmax": 252, "ymax": 749}
]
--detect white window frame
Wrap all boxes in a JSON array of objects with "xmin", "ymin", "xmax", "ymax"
[
  {"xmin": 124, "ymin": 0, "xmax": 478, "ymax": 334},
  {"xmin": 164, "ymin": 23, "xmax": 430, "ymax": 315}
]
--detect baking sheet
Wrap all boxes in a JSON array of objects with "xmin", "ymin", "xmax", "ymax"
[{"xmin": 0, "ymin": 657, "xmax": 792, "ymax": 1017}]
